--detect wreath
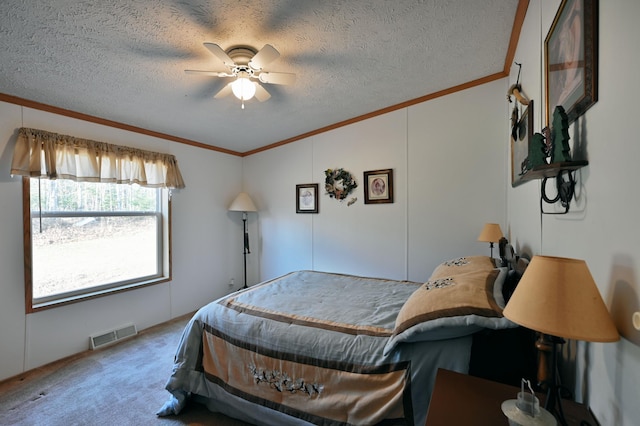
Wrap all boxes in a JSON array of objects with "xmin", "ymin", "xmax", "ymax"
[{"xmin": 324, "ymin": 168, "xmax": 357, "ymax": 201}]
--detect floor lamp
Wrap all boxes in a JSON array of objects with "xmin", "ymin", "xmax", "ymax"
[
  {"xmin": 229, "ymin": 192, "xmax": 257, "ymax": 289},
  {"xmin": 503, "ymin": 256, "xmax": 619, "ymax": 425}
]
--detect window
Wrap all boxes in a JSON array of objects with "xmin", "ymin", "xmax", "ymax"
[
  {"xmin": 10, "ymin": 127, "xmax": 185, "ymax": 312},
  {"xmin": 24, "ymin": 178, "xmax": 171, "ymax": 312}
]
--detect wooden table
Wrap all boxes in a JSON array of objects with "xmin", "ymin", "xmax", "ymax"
[{"xmin": 424, "ymin": 368, "xmax": 600, "ymax": 426}]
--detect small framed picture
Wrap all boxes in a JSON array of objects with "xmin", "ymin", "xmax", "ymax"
[
  {"xmin": 364, "ymin": 169, "xmax": 393, "ymax": 204},
  {"xmin": 296, "ymin": 183, "xmax": 319, "ymax": 213}
]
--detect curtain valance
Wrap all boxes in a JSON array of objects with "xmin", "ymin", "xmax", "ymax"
[{"xmin": 10, "ymin": 127, "xmax": 185, "ymax": 189}]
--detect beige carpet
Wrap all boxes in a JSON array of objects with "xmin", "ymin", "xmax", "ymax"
[{"xmin": 0, "ymin": 314, "xmax": 251, "ymax": 426}]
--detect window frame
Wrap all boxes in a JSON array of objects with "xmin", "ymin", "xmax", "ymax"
[{"xmin": 22, "ymin": 177, "xmax": 172, "ymax": 313}]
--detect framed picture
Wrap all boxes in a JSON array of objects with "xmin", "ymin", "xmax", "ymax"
[
  {"xmin": 296, "ymin": 183, "xmax": 318, "ymax": 213},
  {"xmin": 545, "ymin": 0, "xmax": 598, "ymax": 126},
  {"xmin": 511, "ymin": 101, "xmax": 534, "ymax": 187},
  {"xmin": 363, "ymin": 169, "xmax": 393, "ymax": 204}
]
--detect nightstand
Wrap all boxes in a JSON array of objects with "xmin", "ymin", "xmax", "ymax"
[{"xmin": 425, "ymin": 368, "xmax": 600, "ymax": 426}]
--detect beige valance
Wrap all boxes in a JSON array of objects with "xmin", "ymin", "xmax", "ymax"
[{"xmin": 11, "ymin": 127, "xmax": 185, "ymax": 189}]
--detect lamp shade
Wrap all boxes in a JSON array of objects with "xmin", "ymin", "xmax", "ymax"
[
  {"xmin": 228, "ymin": 192, "xmax": 257, "ymax": 212},
  {"xmin": 477, "ymin": 223, "xmax": 503, "ymax": 243},
  {"xmin": 503, "ymin": 256, "xmax": 619, "ymax": 342}
]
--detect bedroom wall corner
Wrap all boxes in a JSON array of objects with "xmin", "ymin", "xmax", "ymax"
[
  {"xmin": 242, "ymin": 140, "xmax": 315, "ymax": 282},
  {"xmin": 168, "ymin": 142, "xmax": 245, "ymax": 311}
]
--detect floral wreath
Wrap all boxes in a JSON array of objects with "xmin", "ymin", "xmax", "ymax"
[{"xmin": 324, "ymin": 168, "xmax": 357, "ymax": 201}]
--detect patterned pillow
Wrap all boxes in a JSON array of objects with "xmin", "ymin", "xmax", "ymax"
[
  {"xmin": 429, "ymin": 256, "xmax": 496, "ymax": 280},
  {"xmin": 383, "ymin": 265, "xmax": 515, "ymax": 355}
]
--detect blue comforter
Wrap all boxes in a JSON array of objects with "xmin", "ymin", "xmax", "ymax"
[{"xmin": 159, "ymin": 270, "xmax": 474, "ymax": 425}]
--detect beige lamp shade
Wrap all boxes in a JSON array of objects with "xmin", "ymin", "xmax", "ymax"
[
  {"xmin": 503, "ymin": 256, "xmax": 619, "ymax": 342},
  {"xmin": 229, "ymin": 192, "xmax": 257, "ymax": 212},
  {"xmin": 477, "ymin": 223, "xmax": 503, "ymax": 243}
]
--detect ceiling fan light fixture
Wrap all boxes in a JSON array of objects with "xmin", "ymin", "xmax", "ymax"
[
  {"xmin": 186, "ymin": 43, "xmax": 294, "ymax": 108},
  {"xmin": 231, "ymin": 74, "xmax": 256, "ymax": 101}
]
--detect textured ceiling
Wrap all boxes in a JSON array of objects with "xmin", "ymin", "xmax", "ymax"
[{"xmin": 0, "ymin": 0, "xmax": 521, "ymax": 154}]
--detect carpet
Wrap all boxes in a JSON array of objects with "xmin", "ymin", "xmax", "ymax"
[{"xmin": 0, "ymin": 314, "xmax": 251, "ymax": 426}]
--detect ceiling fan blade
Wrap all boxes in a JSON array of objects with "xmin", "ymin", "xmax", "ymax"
[
  {"xmin": 248, "ymin": 44, "xmax": 280, "ymax": 70},
  {"xmin": 254, "ymin": 84, "xmax": 271, "ymax": 102},
  {"xmin": 203, "ymin": 43, "xmax": 235, "ymax": 67},
  {"xmin": 184, "ymin": 70, "xmax": 232, "ymax": 77},
  {"xmin": 258, "ymin": 72, "xmax": 296, "ymax": 85},
  {"xmin": 214, "ymin": 83, "xmax": 233, "ymax": 99}
]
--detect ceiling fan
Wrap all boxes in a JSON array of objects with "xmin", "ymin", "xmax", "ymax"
[{"xmin": 185, "ymin": 43, "xmax": 296, "ymax": 108}]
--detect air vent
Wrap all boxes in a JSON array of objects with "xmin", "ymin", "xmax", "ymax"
[{"xmin": 90, "ymin": 323, "xmax": 137, "ymax": 350}]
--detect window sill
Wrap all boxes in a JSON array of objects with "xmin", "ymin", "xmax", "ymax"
[{"xmin": 29, "ymin": 276, "xmax": 170, "ymax": 313}]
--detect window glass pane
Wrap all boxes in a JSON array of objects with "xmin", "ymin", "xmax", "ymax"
[
  {"xmin": 28, "ymin": 179, "xmax": 165, "ymax": 306},
  {"xmin": 31, "ymin": 179, "xmax": 158, "ymax": 213},
  {"xmin": 32, "ymin": 215, "xmax": 159, "ymax": 299}
]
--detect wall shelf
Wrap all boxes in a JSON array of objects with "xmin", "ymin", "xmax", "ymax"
[{"xmin": 520, "ymin": 160, "xmax": 588, "ymax": 181}]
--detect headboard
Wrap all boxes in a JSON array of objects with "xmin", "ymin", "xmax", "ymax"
[{"xmin": 497, "ymin": 239, "xmax": 530, "ymax": 303}]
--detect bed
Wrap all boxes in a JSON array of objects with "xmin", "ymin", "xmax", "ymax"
[{"xmin": 158, "ymin": 255, "xmax": 522, "ymax": 425}]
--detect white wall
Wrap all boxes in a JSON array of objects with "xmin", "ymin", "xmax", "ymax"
[
  {"xmin": 244, "ymin": 78, "xmax": 507, "ymax": 288},
  {"xmin": 0, "ymin": 101, "xmax": 244, "ymax": 380},
  {"xmin": 407, "ymin": 82, "xmax": 507, "ymax": 281},
  {"xmin": 509, "ymin": 1, "xmax": 640, "ymax": 425}
]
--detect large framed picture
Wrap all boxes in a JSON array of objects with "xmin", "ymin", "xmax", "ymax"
[
  {"xmin": 296, "ymin": 183, "xmax": 318, "ymax": 213},
  {"xmin": 511, "ymin": 101, "xmax": 534, "ymax": 187},
  {"xmin": 545, "ymin": 0, "xmax": 598, "ymax": 126},
  {"xmin": 363, "ymin": 169, "xmax": 393, "ymax": 204}
]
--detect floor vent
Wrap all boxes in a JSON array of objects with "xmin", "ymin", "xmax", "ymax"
[{"xmin": 90, "ymin": 323, "xmax": 137, "ymax": 350}]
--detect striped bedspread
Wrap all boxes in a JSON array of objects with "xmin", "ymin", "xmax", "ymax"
[{"xmin": 162, "ymin": 270, "xmax": 474, "ymax": 425}]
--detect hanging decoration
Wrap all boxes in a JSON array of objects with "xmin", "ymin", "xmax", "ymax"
[
  {"xmin": 507, "ymin": 62, "xmax": 530, "ymax": 141},
  {"xmin": 324, "ymin": 168, "xmax": 357, "ymax": 201}
]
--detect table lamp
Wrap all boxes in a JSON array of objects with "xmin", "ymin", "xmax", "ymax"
[
  {"xmin": 228, "ymin": 192, "xmax": 258, "ymax": 289},
  {"xmin": 477, "ymin": 223, "xmax": 503, "ymax": 258},
  {"xmin": 502, "ymin": 256, "xmax": 619, "ymax": 425}
]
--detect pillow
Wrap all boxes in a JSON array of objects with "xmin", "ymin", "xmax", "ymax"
[
  {"xmin": 383, "ymin": 267, "xmax": 516, "ymax": 355},
  {"xmin": 429, "ymin": 256, "xmax": 496, "ymax": 280}
]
